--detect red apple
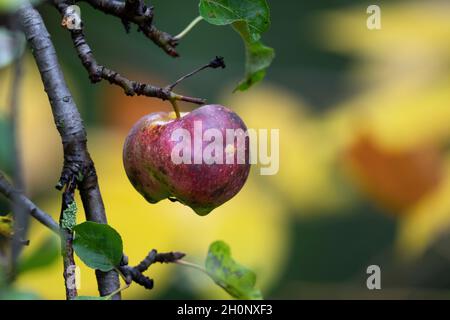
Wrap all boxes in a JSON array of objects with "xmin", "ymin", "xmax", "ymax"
[{"xmin": 123, "ymin": 104, "xmax": 251, "ymax": 215}]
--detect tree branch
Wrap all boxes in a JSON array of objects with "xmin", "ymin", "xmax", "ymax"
[
  {"xmin": 17, "ymin": 2, "xmax": 121, "ymax": 299},
  {"xmin": 1, "ymin": 171, "xmax": 189, "ymax": 296},
  {"xmin": 118, "ymin": 250, "xmax": 185, "ymax": 289},
  {"xmin": 59, "ymin": 176, "xmax": 77, "ymax": 299},
  {"xmin": 69, "ymin": 29, "xmax": 205, "ymax": 104},
  {"xmin": 75, "ymin": 0, "xmax": 179, "ymax": 57},
  {"xmin": 53, "ymin": 1, "xmax": 208, "ymax": 105},
  {"xmin": 0, "ymin": 172, "xmax": 59, "ymax": 234}
]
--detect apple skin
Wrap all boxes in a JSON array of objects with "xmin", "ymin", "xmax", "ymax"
[{"xmin": 123, "ymin": 104, "xmax": 251, "ymax": 215}]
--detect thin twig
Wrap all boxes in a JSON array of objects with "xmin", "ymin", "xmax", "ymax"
[
  {"xmin": 53, "ymin": 1, "xmax": 214, "ymax": 107},
  {"xmin": 0, "ymin": 171, "xmax": 59, "ymax": 234},
  {"xmin": 69, "ymin": 29, "xmax": 205, "ymax": 104},
  {"xmin": 166, "ymin": 56, "xmax": 225, "ymax": 91},
  {"xmin": 118, "ymin": 250, "xmax": 185, "ymax": 289},
  {"xmin": 59, "ymin": 177, "xmax": 77, "ymax": 299},
  {"xmin": 71, "ymin": 0, "xmax": 179, "ymax": 57}
]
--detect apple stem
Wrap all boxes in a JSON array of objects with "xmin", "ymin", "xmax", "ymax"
[
  {"xmin": 171, "ymin": 93, "xmax": 206, "ymax": 105},
  {"xmin": 169, "ymin": 97, "xmax": 181, "ymax": 118}
]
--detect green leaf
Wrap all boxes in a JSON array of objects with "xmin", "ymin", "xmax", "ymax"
[
  {"xmin": 199, "ymin": 0, "xmax": 274, "ymax": 91},
  {"xmin": 73, "ymin": 295, "xmax": 109, "ymax": 300},
  {"xmin": 232, "ymin": 21, "xmax": 274, "ymax": 92},
  {"xmin": 205, "ymin": 240, "xmax": 263, "ymax": 300},
  {"xmin": 18, "ymin": 235, "xmax": 60, "ymax": 274},
  {"xmin": 73, "ymin": 222, "xmax": 123, "ymax": 272},
  {"xmin": 199, "ymin": 0, "xmax": 270, "ymax": 41},
  {"xmin": 61, "ymin": 201, "xmax": 77, "ymax": 231}
]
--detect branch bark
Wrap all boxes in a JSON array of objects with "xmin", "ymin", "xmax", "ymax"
[
  {"xmin": 118, "ymin": 250, "xmax": 185, "ymax": 289},
  {"xmin": 1, "ymin": 170, "xmax": 188, "ymax": 296},
  {"xmin": 1, "ymin": 171, "xmax": 76, "ymax": 298},
  {"xmin": 77, "ymin": 0, "xmax": 179, "ymax": 57},
  {"xmin": 59, "ymin": 178, "xmax": 77, "ymax": 299},
  {"xmin": 17, "ymin": 2, "xmax": 121, "ymax": 299},
  {"xmin": 0, "ymin": 171, "xmax": 60, "ymax": 234},
  {"xmin": 69, "ymin": 29, "xmax": 205, "ymax": 104}
]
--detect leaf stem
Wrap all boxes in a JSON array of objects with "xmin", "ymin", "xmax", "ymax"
[
  {"xmin": 173, "ymin": 16, "xmax": 204, "ymax": 40},
  {"xmin": 176, "ymin": 259, "xmax": 209, "ymax": 275},
  {"xmin": 105, "ymin": 283, "xmax": 130, "ymax": 299}
]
